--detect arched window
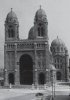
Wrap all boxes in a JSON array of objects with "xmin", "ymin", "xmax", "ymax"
[
  {"xmin": 41, "ymin": 27, "xmax": 44, "ymax": 36},
  {"xmin": 8, "ymin": 25, "xmax": 14, "ymax": 38},
  {"xmin": 38, "ymin": 27, "xmax": 40, "ymax": 36},
  {"xmin": 11, "ymin": 29, "xmax": 14, "ymax": 37},
  {"xmin": 8, "ymin": 29, "xmax": 11, "ymax": 38},
  {"xmin": 38, "ymin": 23, "xmax": 44, "ymax": 37}
]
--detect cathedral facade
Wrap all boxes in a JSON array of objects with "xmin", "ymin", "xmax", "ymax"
[{"xmin": 4, "ymin": 7, "xmax": 69, "ymax": 86}]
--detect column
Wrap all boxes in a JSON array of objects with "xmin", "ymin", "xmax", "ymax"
[
  {"xmin": 65, "ymin": 50, "xmax": 69, "ymax": 81},
  {"xmin": 45, "ymin": 42, "xmax": 50, "ymax": 83},
  {"xmin": 14, "ymin": 43, "xmax": 19, "ymax": 85},
  {"xmin": 4, "ymin": 44, "xmax": 8, "ymax": 86},
  {"xmin": 34, "ymin": 43, "xmax": 38, "ymax": 86}
]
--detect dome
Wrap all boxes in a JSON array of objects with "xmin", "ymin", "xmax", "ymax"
[
  {"xmin": 34, "ymin": 6, "xmax": 47, "ymax": 22},
  {"xmin": 6, "ymin": 8, "xmax": 18, "ymax": 23},
  {"xmin": 49, "ymin": 64, "xmax": 56, "ymax": 71},
  {"xmin": 51, "ymin": 36, "xmax": 65, "ymax": 47},
  {"xmin": 28, "ymin": 26, "xmax": 35, "ymax": 39}
]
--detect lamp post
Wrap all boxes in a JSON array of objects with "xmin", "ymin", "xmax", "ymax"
[
  {"xmin": 53, "ymin": 74, "xmax": 56, "ymax": 97},
  {"xmin": 51, "ymin": 67, "xmax": 56, "ymax": 100},
  {"xmin": 51, "ymin": 69, "xmax": 54, "ymax": 100}
]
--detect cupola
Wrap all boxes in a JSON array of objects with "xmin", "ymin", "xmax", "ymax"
[
  {"xmin": 34, "ymin": 6, "xmax": 47, "ymax": 23},
  {"xmin": 51, "ymin": 36, "xmax": 66, "ymax": 54},
  {"xmin": 5, "ymin": 8, "xmax": 18, "ymax": 24}
]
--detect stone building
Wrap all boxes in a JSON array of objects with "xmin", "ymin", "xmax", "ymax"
[
  {"xmin": 50, "ymin": 37, "xmax": 69, "ymax": 81},
  {"xmin": 0, "ymin": 69, "xmax": 4, "ymax": 86},
  {"xmin": 4, "ymin": 7, "xmax": 69, "ymax": 86}
]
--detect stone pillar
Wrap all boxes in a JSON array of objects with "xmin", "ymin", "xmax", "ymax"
[
  {"xmin": 14, "ymin": 43, "xmax": 19, "ymax": 85},
  {"xmin": 45, "ymin": 42, "xmax": 49, "ymax": 83},
  {"xmin": 65, "ymin": 50, "xmax": 69, "ymax": 81},
  {"xmin": 4, "ymin": 44, "xmax": 8, "ymax": 86},
  {"xmin": 44, "ymin": 22, "xmax": 48, "ymax": 41},
  {"xmin": 33, "ymin": 63, "xmax": 35, "ymax": 84},
  {"xmin": 34, "ymin": 43, "xmax": 38, "ymax": 86}
]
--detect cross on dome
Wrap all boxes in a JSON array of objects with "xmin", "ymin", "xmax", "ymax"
[
  {"xmin": 57, "ymin": 36, "xmax": 58, "ymax": 38},
  {"xmin": 11, "ymin": 8, "xmax": 13, "ymax": 12},
  {"xmin": 40, "ymin": 5, "xmax": 41, "ymax": 9}
]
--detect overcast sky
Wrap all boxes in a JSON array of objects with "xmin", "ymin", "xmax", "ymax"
[{"xmin": 0, "ymin": 0, "xmax": 70, "ymax": 68}]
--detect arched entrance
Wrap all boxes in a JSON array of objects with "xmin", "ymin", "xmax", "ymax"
[
  {"xmin": 39, "ymin": 73, "xmax": 45, "ymax": 84},
  {"xmin": 19, "ymin": 54, "xmax": 33, "ymax": 85},
  {"xmin": 56, "ymin": 71, "xmax": 61, "ymax": 80},
  {"xmin": 8, "ymin": 73, "xmax": 14, "ymax": 85}
]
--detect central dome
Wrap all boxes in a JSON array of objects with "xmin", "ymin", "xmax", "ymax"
[{"xmin": 34, "ymin": 6, "xmax": 47, "ymax": 22}]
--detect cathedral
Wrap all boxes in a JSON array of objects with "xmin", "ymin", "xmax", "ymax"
[{"xmin": 4, "ymin": 7, "xmax": 69, "ymax": 86}]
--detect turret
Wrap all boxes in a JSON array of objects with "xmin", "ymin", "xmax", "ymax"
[
  {"xmin": 28, "ymin": 6, "xmax": 48, "ymax": 41},
  {"xmin": 5, "ymin": 8, "xmax": 19, "ymax": 41}
]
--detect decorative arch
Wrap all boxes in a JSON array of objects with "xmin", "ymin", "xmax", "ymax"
[
  {"xmin": 38, "ymin": 73, "xmax": 45, "ymax": 84},
  {"xmin": 19, "ymin": 54, "xmax": 33, "ymax": 85},
  {"xmin": 18, "ymin": 52, "xmax": 34, "ymax": 62},
  {"xmin": 8, "ymin": 73, "xmax": 14, "ymax": 85},
  {"xmin": 56, "ymin": 71, "xmax": 61, "ymax": 80},
  {"xmin": 8, "ymin": 25, "xmax": 14, "ymax": 38},
  {"xmin": 38, "ymin": 23, "xmax": 44, "ymax": 37}
]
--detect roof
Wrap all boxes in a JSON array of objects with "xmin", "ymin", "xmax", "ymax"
[
  {"xmin": 6, "ymin": 8, "xmax": 18, "ymax": 23},
  {"xmin": 51, "ymin": 36, "xmax": 65, "ymax": 47},
  {"xmin": 49, "ymin": 64, "xmax": 56, "ymax": 71},
  {"xmin": 34, "ymin": 6, "xmax": 47, "ymax": 22}
]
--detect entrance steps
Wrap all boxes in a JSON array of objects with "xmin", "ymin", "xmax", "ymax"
[{"xmin": 0, "ymin": 83, "xmax": 51, "ymax": 89}]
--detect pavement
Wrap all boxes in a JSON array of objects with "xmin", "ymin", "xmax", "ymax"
[
  {"xmin": 0, "ymin": 84, "xmax": 70, "ymax": 100},
  {"xmin": 53, "ymin": 95, "xmax": 70, "ymax": 100}
]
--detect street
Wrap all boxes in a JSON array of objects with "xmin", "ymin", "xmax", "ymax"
[
  {"xmin": 0, "ymin": 84, "xmax": 70, "ymax": 100},
  {"xmin": 53, "ymin": 95, "xmax": 70, "ymax": 100}
]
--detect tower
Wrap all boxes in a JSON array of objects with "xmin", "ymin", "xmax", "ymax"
[
  {"xmin": 28, "ymin": 6, "xmax": 50, "ymax": 85},
  {"xmin": 5, "ymin": 8, "xmax": 19, "ymax": 41},
  {"xmin": 28, "ymin": 6, "xmax": 48, "ymax": 40},
  {"xmin": 4, "ymin": 9, "xmax": 19, "ymax": 85}
]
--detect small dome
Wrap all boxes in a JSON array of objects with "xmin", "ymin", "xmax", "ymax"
[
  {"xmin": 51, "ymin": 36, "xmax": 65, "ymax": 47},
  {"xmin": 49, "ymin": 64, "xmax": 56, "ymax": 71},
  {"xmin": 34, "ymin": 6, "xmax": 47, "ymax": 22},
  {"xmin": 28, "ymin": 26, "xmax": 35, "ymax": 39},
  {"xmin": 6, "ymin": 8, "xmax": 18, "ymax": 23}
]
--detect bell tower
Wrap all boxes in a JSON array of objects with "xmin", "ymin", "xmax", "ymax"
[
  {"xmin": 4, "ymin": 9, "xmax": 19, "ymax": 86},
  {"xmin": 34, "ymin": 6, "xmax": 48, "ymax": 41},
  {"xmin": 5, "ymin": 8, "xmax": 19, "ymax": 41}
]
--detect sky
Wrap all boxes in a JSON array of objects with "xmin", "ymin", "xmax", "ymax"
[{"xmin": 0, "ymin": 0, "xmax": 70, "ymax": 68}]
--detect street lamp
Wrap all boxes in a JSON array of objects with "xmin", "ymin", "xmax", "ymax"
[
  {"xmin": 51, "ymin": 69, "xmax": 54, "ymax": 100},
  {"xmin": 50, "ymin": 65, "xmax": 56, "ymax": 100}
]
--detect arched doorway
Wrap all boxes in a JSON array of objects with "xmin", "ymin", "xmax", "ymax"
[
  {"xmin": 19, "ymin": 54, "xmax": 33, "ymax": 85},
  {"xmin": 8, "ymin": 73, "xmax": 14, "ymax": 85},
  {"xmin": 56, "ymin": 71, "xmax": 61, "ymax": 80},
  {"xmin": 39, "ymin": 73, "xmax": 45, "ymax": 84}
]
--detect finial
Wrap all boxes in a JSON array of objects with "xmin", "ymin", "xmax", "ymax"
[
  {"xmin": 40, "ymin": 5, "xmax": 41, "ymax": 9},
  {"xmin": 57, "ymin": 36, "xmax": 58, "ymax": 38},
  {"xmin": 11, "ymin": 8, "xmax": 13, "ymax": 12}
]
